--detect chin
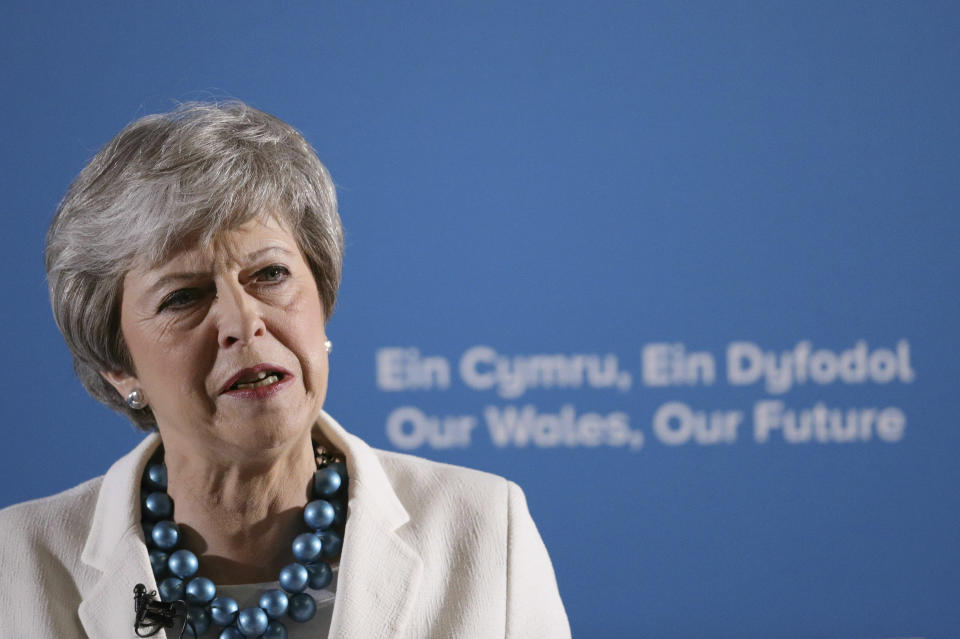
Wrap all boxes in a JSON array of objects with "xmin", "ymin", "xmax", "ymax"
[{"xmin": 218, "ymin": 409, "xmax": 315, "ymax": 452}]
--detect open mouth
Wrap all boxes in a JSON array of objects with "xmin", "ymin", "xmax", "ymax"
[
  {"xmin": 220, "ymin": 365, "xmax": 293, "ymax": 395},
  {"xmin": 229, "ymin": 370, "xmax": 286, "ymax": 391}
]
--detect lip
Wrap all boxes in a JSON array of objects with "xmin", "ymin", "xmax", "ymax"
[{"xmin": 219, "ymin": 363, "xmax": 294, "ymax": 398}]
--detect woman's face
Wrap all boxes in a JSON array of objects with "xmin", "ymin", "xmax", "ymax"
[{"xmin": 105, "ymin": 216, "xmax": 329, "ymax": 455}]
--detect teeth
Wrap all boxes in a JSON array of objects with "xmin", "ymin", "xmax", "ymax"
[{"xmin": 234, "ymin": 374, "xmax": 280, "ymax": 390}]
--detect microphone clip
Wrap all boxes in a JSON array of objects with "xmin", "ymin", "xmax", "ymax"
[{"xmin": 133, "ymin": 584, "xmax": 187, "ymax": 638}]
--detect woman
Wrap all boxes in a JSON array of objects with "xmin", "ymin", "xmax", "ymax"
[{"xmin": 0, "ymin": 102, "xmax": 569, "ymax": 638}]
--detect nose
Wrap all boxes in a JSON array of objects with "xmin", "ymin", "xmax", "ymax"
[{"xmin": 215, "ymin": 282, "xmax": 266, "ymax": 348}]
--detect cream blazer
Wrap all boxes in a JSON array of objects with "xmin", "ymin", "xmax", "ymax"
[{"xmin": 0, "ymin": 411, "xmax": 570, "ymax": 638}]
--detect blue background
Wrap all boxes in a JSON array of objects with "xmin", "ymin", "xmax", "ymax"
[{"xmin": 2, "ymin": 2, "xmax": 959, "ymax": 637}]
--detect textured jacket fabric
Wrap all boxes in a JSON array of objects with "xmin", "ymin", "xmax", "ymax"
[{"xmin": 0, "ymin": 411, "xmax": 570, "ymax": 638}]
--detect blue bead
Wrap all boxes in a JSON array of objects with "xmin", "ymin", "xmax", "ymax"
[
  {"xmin": 145, "ymin": 463, "xmax": 168, "ymax": 490},
  {"xmin": 209, "ymin": 596, "xmax": 239, "ymax": 626},
  {"xmin": 218, "ymin": 627, "xmax": 244, "ymax": 639},
  {"xmin": 144, "ymin": 492, "xmax": 173, "ymax": 520},
  {"xmin": 152, "ymin": 520, "xmax": 179, "ymax": 549},
  {"xmin": 278, "ymin": 562, "xmax": 309, "ymax": 593},
  {"xmin": 149, "ymin": 549, "xmax": 168, "ymax": 576},
  {"xmin": 168, "ymin": 549, "xmax": 199, "ymax": 579},
  {"xmin": 291, "ymin": 533, "xmax": 322, "ymax": 562},
  {"xmin": 304, "ymin": 500, "xmax": 335, "ymax": 530},
  {"xmin": 186, "ymin": 576, "xmax": 216, "ymax": 604},
  {"xmin": 319, "ymin": 530, "xmax": 342, "ymax": 557},
  {"xmin": 236, "ymin": 607, "xmax": 269, "ymax": 636},
  {"xmin": 185, "ymin": 605, "xmax": 211, "ymax": 637},
  {"xmin": 288, "ymin": 592, "xmax": 317, "ymax": 622},
  {"xmin": 328, "ymin": 462, "xmax": 347, "ymax": 484},
  {"xmin": 258, "ymin": 588, "xmax": 289, "ymax": 618},
  {"xmin": 158, "ymin": 577, "xmax": 184, "ymax": 602},
  {"xmin": 263, "ymin": 620, "xmax": 288, "ymax": 638},
  {"xmin": 313, "ymin": 467, "xmax": 342, "ymax": 497},
  {"xmin": 306, "ymin": 561, "xmax": 332, "ymax": 589}
]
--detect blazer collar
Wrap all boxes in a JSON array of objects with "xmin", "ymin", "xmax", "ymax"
[
  {"xmin": 79, "ymin": 433, "xmax": 163, "ymax": 638},
  {"xmin": 78, "ymin": 412, "xmax": 422, "ymax": 639},
  {"xmin": 316, "ymin": 410, "xmax": 424, "ymax": 638}
]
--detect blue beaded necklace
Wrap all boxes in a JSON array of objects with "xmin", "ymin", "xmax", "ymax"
[{"xmin": 140, "ymin": 443, "xmax": 348, "ymax": 638}]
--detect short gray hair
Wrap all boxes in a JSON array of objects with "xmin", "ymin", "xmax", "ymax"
[{"xmin": 45, "ymin": 101, "xmax": 344, "ymax": 430}]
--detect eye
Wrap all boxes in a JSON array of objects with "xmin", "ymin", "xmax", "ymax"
[
  {"xmin": 255, "ymin": 264, "xmax": 290, "ymax": 283},
  {"xmin": 157, "ymin": 288, "xmax": 205, "ymax": 312}
]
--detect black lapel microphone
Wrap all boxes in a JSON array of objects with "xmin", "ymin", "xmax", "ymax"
[{"xmin": 133, "ymin": 584, "xmax": 189, "ymax": 638}]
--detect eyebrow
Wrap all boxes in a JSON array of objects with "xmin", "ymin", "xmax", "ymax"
[{"xmin": 144, "ymin": 246, "xmax": 296, "ymax": 297}]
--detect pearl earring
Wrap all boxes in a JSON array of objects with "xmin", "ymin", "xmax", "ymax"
[
  {"xmin": 125, "ymin": 389, "xmax": 147, "ymax": 410},
  {"xmin": 324, "ymin": 340, "xmax": 332, "ymax": 354}
]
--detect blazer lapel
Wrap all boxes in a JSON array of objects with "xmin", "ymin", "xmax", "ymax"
[
  {"xmin": 317, "ymin": 412, "xmax": 424, "ymax": 639},
  {"xmin": 79, "ymin": 434, "xmax": 167, "ymax": 639}
]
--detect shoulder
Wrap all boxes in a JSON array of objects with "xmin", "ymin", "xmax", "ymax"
[
  {"xmin": 370, "ymin": 448, "xmax": 517, "ymax": 547},
  {"xmin": 374, "ymin": 447, "xmax": 510, "ymax": 491},
  {"xmin": 372, "ymin": 448, "xmax": 513, "ymax": 513},
  {"xmin": 368, "ymin": 448, "xmax": 539, "ymax": 550},
  {"xmin": 366, "ymin": 448, "xmax": 570, "ymax": 637},
  {"xmin": 0, "ymin": 477, "xmax": 102, "ymax": 571}
]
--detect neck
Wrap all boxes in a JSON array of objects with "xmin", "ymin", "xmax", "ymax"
[{"xmin": 160, "ymin": 429, "xmax": 322, "ymax": 584}]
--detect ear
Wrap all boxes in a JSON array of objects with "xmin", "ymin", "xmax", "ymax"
[{"xmin": 100, "ymin": 369, "xmax": 143, "ymax": 401}]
